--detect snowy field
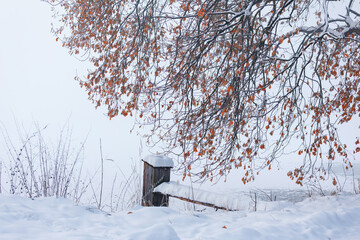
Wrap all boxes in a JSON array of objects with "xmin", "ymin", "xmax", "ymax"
[
  {"xmin": 0, "ymin": 193, "xmax": 359, "ymax": 240},
  {"xmin": 1, "ymin": 1, "xmax": 360, "ymax": 239}
]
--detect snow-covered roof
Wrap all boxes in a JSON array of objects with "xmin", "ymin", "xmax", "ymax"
[{"xmin": 143, "ymin": 155, "xmax": 174, "ymax": 168}]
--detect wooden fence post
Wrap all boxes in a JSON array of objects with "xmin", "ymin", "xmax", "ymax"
[{"xmin": 142, "ymin": 155, "xmax": 174, "ymax": 207}]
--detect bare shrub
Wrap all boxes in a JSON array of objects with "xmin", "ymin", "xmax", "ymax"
[
  {"xmin": 1, "ymin": 123, "xmax": 88, "ymax": 202},
  {"xmin": 88, "ymin": 158, "xmax": 142, "ymax": 212},
  {"xmin": 1, "ymin": 122, "xmax": 143, "ymax": 212}
]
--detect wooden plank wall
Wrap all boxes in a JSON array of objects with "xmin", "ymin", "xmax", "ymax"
[{"xmin": 142, "ymin": 161, "xmax": 171, "ymax": 207}]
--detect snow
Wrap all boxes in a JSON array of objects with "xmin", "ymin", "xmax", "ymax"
[
  {"xmin": 154, "ymin": 181, "xmax": 335, "ymax": 211},
  {"xmin": 154, "ymin": 181, "xmax": 245, "ymax": 210},
  {"xmin": 143, "ymin": 155, "xmax": 174, "ymax": 168},
  {"xmin": 1, "ymin": 193, "xmax": 360, "ymax": 239}
]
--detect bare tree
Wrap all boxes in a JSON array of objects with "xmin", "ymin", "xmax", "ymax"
[{"xmin": 51, "ymin": 0, "xmax": 360, "ymax": 185}]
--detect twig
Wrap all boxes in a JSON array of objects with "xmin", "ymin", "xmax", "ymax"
[{"xmin": 99, "ymin": 138, "xmax": 104, "ymax": 209}]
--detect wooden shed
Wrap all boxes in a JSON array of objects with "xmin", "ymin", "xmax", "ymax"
[{"xmin": 141, "ymin": 155, "xmax": 174, "ymax": 207}]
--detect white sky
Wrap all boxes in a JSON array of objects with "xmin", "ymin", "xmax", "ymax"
[
  {"xmin": 0, "ymin": 0, "xmax": 145, "ymax": 175},
  {"xmin": 0, "ymin": 0, "xmax": 358, "ymax": 194},
  {"xmin": 0, "ymin": 0, "xmax": 291, "ymax": 190}
]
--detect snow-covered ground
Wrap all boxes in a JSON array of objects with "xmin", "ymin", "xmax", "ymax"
[{"xmin": 0, "ymin": 193, "xmax": 359, "ymax": 240}]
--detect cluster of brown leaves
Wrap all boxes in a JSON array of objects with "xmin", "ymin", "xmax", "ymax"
[{"xmin": 53, "ymin": 0, "xmax": 360, "ymax": 185}]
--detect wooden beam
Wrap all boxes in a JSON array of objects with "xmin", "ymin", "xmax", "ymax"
[{"xmin": 167, "ymin": 194, "xmax": 237, "ymax": 211}]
